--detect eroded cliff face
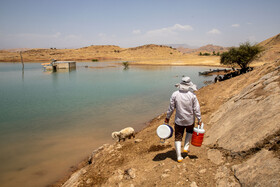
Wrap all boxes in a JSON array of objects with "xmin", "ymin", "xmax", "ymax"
[
  {"xmin": 205, "ymin": 65, "xmax": 280, "ymax": 152},
  {"xmin": 205, "ymin": 61, "xmax": 280, "ymax": 186}
]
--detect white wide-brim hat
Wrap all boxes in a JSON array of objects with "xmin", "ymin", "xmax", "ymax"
[{"xmin": 175, "ymin": 76, "xmax": 197, "ymax": 91}]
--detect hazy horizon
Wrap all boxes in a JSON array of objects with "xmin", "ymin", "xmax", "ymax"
[{"xmin": 0, "ymin": 0, "xmax": 280, "ymax": 49}]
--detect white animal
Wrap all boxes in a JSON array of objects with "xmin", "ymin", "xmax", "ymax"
[{"xmin": 112, "ymin": 127, "xmax": 135, "ymax": 142}]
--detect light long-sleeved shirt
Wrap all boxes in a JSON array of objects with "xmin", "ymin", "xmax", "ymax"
[{"xmin": 166, "ymin": 90, "xmax": 201, "ymax": 126}]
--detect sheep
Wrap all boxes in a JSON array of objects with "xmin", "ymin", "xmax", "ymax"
[{"xmin": 112, "ymin": 127, "xmax": 135, "ymax": 142}]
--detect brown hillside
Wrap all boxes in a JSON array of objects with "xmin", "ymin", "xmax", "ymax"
[
  {"xmin": 0, "ymin": 44, "xmax": 183, "ymax": 62},
  {"xmin": 176, "ymin": 44, "xmax": 228, "ymax": 54},
  {"xmin": 197, "ymin": 44, "xmax": 228, "ymax": 53},
  {"xmin": 258, "ymin": 33, "xmax": 280, "ymax": 47},
  {"xmin": 256, "ymin": 33, "xmax": 280, "ymax": 63}
]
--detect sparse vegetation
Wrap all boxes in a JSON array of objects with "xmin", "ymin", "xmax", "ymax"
[
  {"xmin": 203, "ymin": 52, "xmax": 211, "ymax": 56},
  {"xmin": 92, "ymin": 59, "xmax": 98, "ymax": 62},
  {"xmin": 122, "ymin": 61, "xmax": 129, "ymax": 69},
  {"xmin": 199, "ymin": 51, "xmax": 220, "ymax": 56},
  {"xmin": 220, "ymin": 42, "xmax": 263, "ymax": 69}
]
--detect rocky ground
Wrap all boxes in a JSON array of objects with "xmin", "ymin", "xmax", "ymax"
[{"xmin": 51, "ymin": 59, "xmax": 280, "ymax": 187}]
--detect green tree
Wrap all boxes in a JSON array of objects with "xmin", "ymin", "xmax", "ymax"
[
  {"xmin": 220, "ymin": 42, "xmax": 263, "ymax": 69},
  {"xmin": 122, "ymin": 61, "xmax": 129, "ymax": 70},
  {"xmin": 212, "ymin": 51, "xmax": 216, "ymax": 56},
  {"xmin": 203, "ymin": 52, "xmax": 210, "ymax": 56},
  {"xmin": 199, "ymin": 52, "xmax": 202, "ymax": 56}
]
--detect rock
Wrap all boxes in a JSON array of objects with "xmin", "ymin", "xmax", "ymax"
[
  {"xmin": 107, "ymin": 169, "xmax": 124, "ymax": 184},
  {"xmin": 161, "ymin": 174, "xmax": 170, "ymax": 179},
  {"xmin": 107, "ymin": 145, "xmax": 114, "ymax": 153},
  {"xmin": 134, "ymin": 139, "xmax": 142, "ymax": 143},
  {"xmin": 232, "ymin": 149, "xmax": 280, "ymax": 187},
  {"xmin": 164, "ymin": 169, "xmax": 170, "ymax": 173},
  {"xmin": 199, "ymin": 169, "xmax": 207, "ymax": 174},
  {"xmin": 99, "ymin": 144, "xmax": 110, "ymax": 151},
  {"xmin": 116, "ymin": 144, "xmax": 122, "ymax": 149},
  {"xmin": 204, "ymin": 69, "xmax": 280, "ymax": 152},
  {"xmin": 124, "ymin": 168, "xmax": 136, "ymax": 179},
  {"xmin": 86, "ymin": 178, "xmax": 93, "ymax": 184},
  {"xmin": 190, "ymin": 181, "xmax": 198, "ymax": 187},
  {"xmin": 215, "ymin": 166, "xmax": 240, "ymax": 187},
  {"xmin": 207, "ymin": 149, "xmax": 224, "ymax": 165},
  {"xmin": 62, "ymin": 166, "xmax": 89, "ymax": 187}
]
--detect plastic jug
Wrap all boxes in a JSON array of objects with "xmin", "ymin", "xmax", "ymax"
[{"xmin": 191, "ymin": 123, "xmax": 205, "ymax": 147}]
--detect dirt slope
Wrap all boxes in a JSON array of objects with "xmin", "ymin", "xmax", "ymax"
[
  {"xmin": 256, "ymin": 33, "xmax": 280, "ymax": 64},
  {"xmin": 51, "ymin": 59, "xmax": 280, "ymax": 187}
]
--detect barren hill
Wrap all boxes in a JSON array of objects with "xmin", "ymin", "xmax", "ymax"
[
  {"xmin": 257, "ymin": 33, "xmax": 280, "ymax": 63},
  {"xmin": 0, "ymin": 44, "xmax": 183, "ymax": 62},
  {"xmin": 259, "ymin": 33, "xmax": 280, "ymax": 47},
  {"xmin": 176, "ymin": 44, "xmax": 228, "ymax": 54}
]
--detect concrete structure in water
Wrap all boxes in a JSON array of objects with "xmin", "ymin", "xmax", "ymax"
[{"xmin": 43, "ymin": 61, "xmax": 76, "ymax": 71}]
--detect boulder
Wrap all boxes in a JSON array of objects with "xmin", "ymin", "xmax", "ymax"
[
  {"xmin": 190, "ymin": 181, "xmax": 198, "ymax": 187},
  {"xmin": 62, "ymin": 166, "xmax": 88, "ymax": 187},
  {"xmin": 207, "ymin": 149, "xmax": 224, "ymax": 165},
  {"xmin": 232, "ymin": 149, "xmax": 280, "ymax": 186},
  {"xmin": 215, "ymin": 166, "xmax": 240, "ymax": 187},
  {"xmin": 205, "ymin": 69, "xmax": 280, "ymax": 152},
  {"xmin": 124, "ymin": 168, "xmax": 136, "ymax": 179}
]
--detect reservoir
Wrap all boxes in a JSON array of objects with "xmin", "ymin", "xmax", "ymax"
[{"xmin": 0, "ymin": 62, "xmax": 215, "ymax": 187}]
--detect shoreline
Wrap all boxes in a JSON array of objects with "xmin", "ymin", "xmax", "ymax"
[
  {"xmin": 49, "ymin": 112, "xmax": 167, "ymax": 186},
  {"xmin": 49, "ymin": 74, "xmax": 218, "ymax": 186},
  {"xmin": 51, "ymin": 61, "xmax": 280, "ymax": 186},
  {"xmin": 0, "ymin": 60, "xmax": 265, "ymax": 68}
]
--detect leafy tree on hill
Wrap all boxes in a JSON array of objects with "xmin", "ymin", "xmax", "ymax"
[
  {"xmin": 220, "ymin": 42, "xmax": 263, "ymax": 69},
  {"xmin": 203, "ymin": 52, "xmax": 210, "ymax": 56}
]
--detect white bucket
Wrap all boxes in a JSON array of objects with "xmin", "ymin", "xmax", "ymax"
[{"xmin": 156, "ymin": 124, "xmax": 173, "ymax": 143}]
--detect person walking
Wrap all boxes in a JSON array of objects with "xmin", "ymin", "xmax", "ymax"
[{"xmin": 165, "ymin": 77, "xmax": 202, "ymax": 162}]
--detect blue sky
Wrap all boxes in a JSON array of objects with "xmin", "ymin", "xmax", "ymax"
[{"xmin": 0, "ymin": 0, "xmax": 279, "ymax": 49}]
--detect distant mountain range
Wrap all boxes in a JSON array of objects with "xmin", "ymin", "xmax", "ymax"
[
  {"xmin": 167, "ymin": 44, "xmax": 229, "ymax": 54},
  {"xmin": 167, "ymin": 44, "xmax": 199, "ymax": 49}
]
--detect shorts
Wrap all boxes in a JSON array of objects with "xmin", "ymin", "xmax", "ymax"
[{"xmin": 174, "ymin": 123, "xmax": 194, "ymax": 141}]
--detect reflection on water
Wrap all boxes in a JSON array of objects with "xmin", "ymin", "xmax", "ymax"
[{"xmin": 0, "ymin": 62, "xmax": 216, "ymax": 187}]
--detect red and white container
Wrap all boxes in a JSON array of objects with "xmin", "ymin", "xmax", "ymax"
[{"xmin": 191, "ymin": 123, "xmax": 205, "ymax": 147}]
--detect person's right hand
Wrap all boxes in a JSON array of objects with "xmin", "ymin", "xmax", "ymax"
[{"xmin": 164, "ymin": 118, "xmax": 169, "ymax": 124}]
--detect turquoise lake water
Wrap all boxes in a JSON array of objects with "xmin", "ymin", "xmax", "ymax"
[{"xmin": 0, "ymin": 62, "xmax": 215, "ymax": 187}]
